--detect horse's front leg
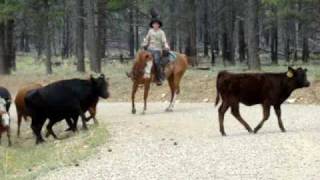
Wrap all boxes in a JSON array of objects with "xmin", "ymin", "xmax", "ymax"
[
  {"xmin": 131, "ymin": 82, "xmax": 138, "ymax": 114},
  {"xmin": 142, "ymin": 80, "xmax": 151, "ymax": 114}
]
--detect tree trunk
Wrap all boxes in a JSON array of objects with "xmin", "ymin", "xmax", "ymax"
[
  {"xmin": 87, "ymin": 0, "xmax": 100, "ymax": 72},
  {"xmin": 44, "ymin": 0, "xmax": 52, "ymax": 74},
  {"xmin": 0, "ymin": 20, "xmax": 9, "ymax": 74},
  {"xmin": 247, "ymin": 0, "xmax": 260, "ymax": 70},
  {"xmin": 270, "ymin": 6, "xmax": 278, "ymax": 65},
  {"xmin": 62, "ymin": 7, "xmax": 71, "ymax": 59},
  {"xmin": 97, "ymin": 0, "xmax": 107, "ymax": 60},
  {"xmin": 128, "ymin": 8, "xmax": 135, "ymax": 58},
  {"xmin": 188, "ymin": 0, "xmax": 197, "ymax": 66},
  {"xmin": 302, "ymin": 35, "xmax": 309, "ymax": 63},
  {"xmin": 75, "ymin": 0, "xmax": 85, "ymax": 72},
  {"xmin": 203, "ymin": 0, "xmax": 209, "ymax": 57},
  {"xmin": 5, "ymin": 19, "xmax": 15, "ymax": 71},
  {"xmin": 238, "ymin": 19, "xmax": 246, "ymax": 63}
]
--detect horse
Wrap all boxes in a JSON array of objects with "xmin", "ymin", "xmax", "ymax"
[{"xmin": 128, "ymin": 50, "xmax": 188, "ymax": 114}]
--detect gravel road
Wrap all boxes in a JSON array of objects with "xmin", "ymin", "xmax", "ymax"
[{"xmin": 38, "ymin": 102, "xmax": 320, "ymax": 180}]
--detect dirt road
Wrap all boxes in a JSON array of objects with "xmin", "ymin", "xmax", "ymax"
[{"xmin": 39, "ymin": 102, "xmax": 320, "ymax": 180}]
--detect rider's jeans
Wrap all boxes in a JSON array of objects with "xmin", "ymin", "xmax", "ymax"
[{"xmin": 148, "ymin": 49, "xmax": 164, "ymax": 81}]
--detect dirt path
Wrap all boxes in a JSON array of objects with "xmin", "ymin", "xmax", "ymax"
[{"xmin": 38, "ymin": 102, "xmax": 320, "ymax": 180}]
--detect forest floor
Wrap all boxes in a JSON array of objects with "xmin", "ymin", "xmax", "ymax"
[{"xmin": 1, "ymin": 55, "xmax": 320, "ymax": 104}]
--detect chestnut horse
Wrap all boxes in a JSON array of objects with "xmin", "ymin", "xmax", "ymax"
[{"xmin": 129, "ymin": 50, "xmax": 188, "ymax": 114}]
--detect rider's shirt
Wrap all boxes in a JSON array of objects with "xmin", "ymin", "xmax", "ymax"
[{"xmin": 142, "ymin": 29, "xmax": 169, "ymax": 51}]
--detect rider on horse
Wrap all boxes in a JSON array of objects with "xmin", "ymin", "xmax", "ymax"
[{"xmin": 142, "ymin": 12, "xmax": 170, "ymax": 86}]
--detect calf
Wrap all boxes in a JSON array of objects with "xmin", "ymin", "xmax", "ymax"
[
  {"xmin": 25, "ymin": 74, "xmax": 109, "ymax": 144},
  {"xmin": 0, "ymin": 86, "xmax": 11, "ymax": 112},
  {"xmin": 0, "ymin": 98, "xmax": 11, "ymax": 146},
  {"xmin": 215, "ymin": 67, "xmax": 310, "ymax": 136},
  {"xmin": 15, "ymin": 83, "xmax": 42, "ymax": 137}
]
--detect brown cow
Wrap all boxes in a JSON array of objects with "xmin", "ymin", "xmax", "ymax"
[
  {"xmin": 15, "ymin": 83, "xmax": 42, "ymax": 137},
  {"xmin": 215, "ymin": 67, "xmax": 310, "ymax": 136}
]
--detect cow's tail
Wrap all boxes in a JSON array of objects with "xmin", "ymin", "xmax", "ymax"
[{"xmin": 215, "ymin": 71, "xmax": 224, "ymax": 107}]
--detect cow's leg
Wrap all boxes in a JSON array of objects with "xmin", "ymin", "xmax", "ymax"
[
  {"xmin": 131, "ymin": 82, "xmax": 138, "ymax": 114},
  {"xmin": 88, "ymin": 106, "xmax": 98, "ymax": 124},
  {"xmin": 45, "ymin": 120, "xmax": 59, "ymax": 139},
  {"xmin": 254, "ymin": 105, "xmax": 271, "ymax": 133},
  {"xmin": 31, "ymin": 118, "xmax": 45, "ymax": 144},
  {"xmin": 218, "ymin": 102, "xmax": 229, "ymax": 136},
  {"xmin": 17, "ymin": 112, "xmax": 22, "ymax": 137},
  {"xmin": 0, "ymin": 133, "xmax": 2, "ymax": 144},
  {"xmin": 7, "ymin": 128, "xmax": 12, "ymax": 146},
  {"xmin": 142, "ymin": 80, "xmax": 151, "ymax": 114},
  {"xmin": 65, "ymin": 118, "xmax": 76, "ymax": 132},
  {"xmin": 231, "ymin": 104, "xmax": 253, "ymax": 133},
  {"xmin": 80, "ymin": 111, "xmax": 88, "ymax": 130},
  {"xmin": 274, "ymin": 105, "xmax": 286, "ymax": 132}
]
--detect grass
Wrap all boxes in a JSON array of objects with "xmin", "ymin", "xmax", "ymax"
[{"xmin": 0, "ymin": 123, "xmax": 108, "ymax": 180}]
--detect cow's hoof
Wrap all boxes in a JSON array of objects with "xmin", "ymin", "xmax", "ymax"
[
  {"xmin": 281, "ymin": 129, "xmax": 286, "ymax": 133},
  {"xmin": 221, "ymin": 133, "xmax": 227, "ymax": 136},
  {"xmin": 141, "ymin": 111, "xmax": 146, "ymax": 115},
  {"xmin": 45, "ymin": 132, "xmax": 50, "ymax": 138},
  {"xmin": 36, "ymin": 139, "xmax": 45, "ymax": 145},
  {"xmin": 65, "ymin": 127, "xmax": 73, "ymax": 132},
  {"xmin": 82, "ymin": 127, "xmax": 88, "ymax": 131},
  {"xmin": 253, "ymin": 128, "xmax": 259, "ymax": 134},
  {"xmin": 248, "ymin": 128, "xmax": 253, "ymax": 134},
  {"xmin": 132, "ymin": 109, "xmax": 136, "ymax": 114}
]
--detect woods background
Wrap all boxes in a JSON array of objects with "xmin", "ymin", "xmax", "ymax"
[{"xmin": 0, "ymin": 0, "xmax": 320, "ymax": 75}]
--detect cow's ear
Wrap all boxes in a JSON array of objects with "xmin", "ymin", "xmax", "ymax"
[{"xmin": 287, "ymin": 68, "xmax": 294, "ymax": 78}]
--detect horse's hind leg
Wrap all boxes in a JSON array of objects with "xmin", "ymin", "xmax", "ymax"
[
  {"xmin": 131, "ymin": 82, "xmax": 138, "ymax": 114},
  {"xmin": 142, "ymin": 80, "xmax": 151, "ymax": 114},
  {"xmin": 166, "ymin": 76, "xmax": 176, "ymax": 112}
]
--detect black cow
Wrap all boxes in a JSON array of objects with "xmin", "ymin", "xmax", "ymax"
[
  {"xmin": 25, "ymin": 74, "xmax": 110, "ymax": 144},
  {"xmin": 0, "ymin": 86, "xmax": 11, "ymax": 112},
  {"xmin": 215, "ymin": 67, "xmax": 310, "ymax": 136}
]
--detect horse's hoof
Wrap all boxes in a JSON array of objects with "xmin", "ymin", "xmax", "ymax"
[
  {"xmin": 132, "ymin": 109, "xmax": 136, "ymax": 114},
  {"xmin": 165, "ymin": 108, "xmax": 173, "ymax": 112}
]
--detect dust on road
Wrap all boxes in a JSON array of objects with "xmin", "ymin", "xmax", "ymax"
[{"xmin": 39, "ymin": 102, "xmax": 320, "ymax": 180}]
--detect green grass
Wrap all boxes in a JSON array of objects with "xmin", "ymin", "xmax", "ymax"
[{"xmin": 0, "ymin": 124, "xmax": 108, "ymax": 180}]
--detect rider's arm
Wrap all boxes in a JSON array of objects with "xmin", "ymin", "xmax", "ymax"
[
  {"xmin": 161, "ymin": 30, "xmax": 170, "ymax": 50},
  {"xmin": 142, "ymin": 29, "xmax": 151, "ymax": 48}
]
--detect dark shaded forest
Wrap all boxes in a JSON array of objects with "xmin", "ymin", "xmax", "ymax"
[{"xmin": 0, "ymin": 0, "xmax": 320, "ymax": 74}]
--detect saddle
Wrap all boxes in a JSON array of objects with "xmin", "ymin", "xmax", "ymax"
[{"xmin": 161, "ymin": 50, "xmax": 177, "ymax": 67}]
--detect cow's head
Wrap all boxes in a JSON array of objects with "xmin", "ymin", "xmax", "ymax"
[
  {"xmin": 0, "ymin": 98, "xmax": 10, "ymax": 128},
  {"xmin": 90, "ymin": 74, "xmax": 110, "ymax": 99},
  {"xmin": 287, "ymin": 67, "xmax": 310, "ymax": 88}
]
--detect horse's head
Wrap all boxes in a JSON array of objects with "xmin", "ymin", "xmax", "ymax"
[{"xmin": 134, "ymin": 51, "xmax": 153, "ymax": 79}]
